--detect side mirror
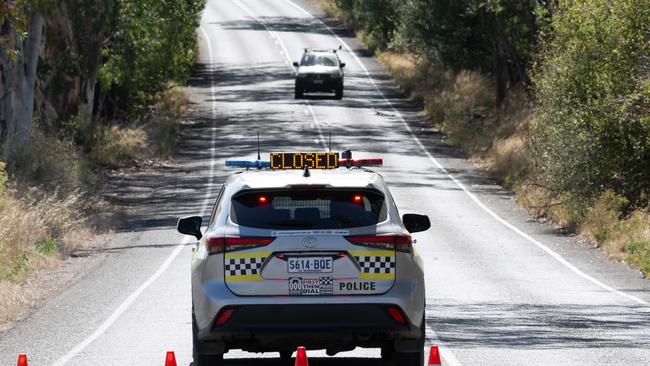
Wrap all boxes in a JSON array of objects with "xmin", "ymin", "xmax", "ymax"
[
  {"xmin": 292, "ymin": 62, "xmax": 299, "ymax": 67},
  {"xmin": 402, "ymin": 214, "xmax": 431, "ymax": 233},
  {"xmin": 177, "ymin": 216, "xmax": 203, "ymax": 240},
  {"xmin": 340, "ymin": 62, "xmax": 346, "ymax": 68}
]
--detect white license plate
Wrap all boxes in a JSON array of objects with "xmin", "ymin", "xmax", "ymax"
[
  {"xmin": 313, "ymin": 79, "xmax": 324, "ymax": 84},
  {"xmin": 288, "ymin": 257, "xmax": 332, "ymax": 273}
]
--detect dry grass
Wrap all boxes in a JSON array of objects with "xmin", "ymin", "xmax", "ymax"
[
  {"xmin": 309, "ymin": 0, "xmax": 343, "ymax": 19},
  {"xmin": 92, "ymin": 125, "xmax": 149, "ymax": 167},
  {"xmin": 148, "ymin": 85, "xmax": 187, "ymax": 158},
  {"xmin": 0, "ymin": 189, "xmax": 89, "ymax": 282},
  {"xmin": 92, "ymin": 85, "xmax": 188, "ymax": 167}
]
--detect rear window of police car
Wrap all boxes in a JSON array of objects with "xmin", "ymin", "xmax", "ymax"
[{"xmin": 230, "ymin": 189, "xmax": 387, "ymax": 229}]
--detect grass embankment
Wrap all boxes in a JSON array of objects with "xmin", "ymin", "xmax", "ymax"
[
  {"xmin": 312, "ymin": 1, "xmax": 650, "ymax": 277},
  {"xmin": 0, "ymin": 87, "xmax": 187, "ymax": 327}
]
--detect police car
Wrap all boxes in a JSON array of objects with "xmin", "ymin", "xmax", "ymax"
[
  {"xmin": 178, "ymin": 151, "xmax": 430, "ymax": 365},
  {"xmin": 293, "ymin": 48, "xmax": 345, "ymax": 99}
]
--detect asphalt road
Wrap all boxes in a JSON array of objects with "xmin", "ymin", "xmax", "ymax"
[{"xmin": 2, "ymin": 1, "xmax": 650, "ymax": 365}]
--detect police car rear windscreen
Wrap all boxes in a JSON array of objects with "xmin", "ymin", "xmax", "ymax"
[{"xmin": 230, "ymin": 189, "xmax": 387, "ymax": 229}]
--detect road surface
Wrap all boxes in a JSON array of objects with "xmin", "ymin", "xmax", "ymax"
[{"xmin": 1, "ymin": 0, "xmax": 650, "ymax": 365}]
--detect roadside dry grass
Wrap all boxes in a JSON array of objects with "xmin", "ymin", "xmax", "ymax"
[
  {"xmin": 0, "ymin": 84, "xmax": 188, "ymax": 329},
  {"xmin": 314, "ymin": 0, "xmax": 650, "ymax": 277},
  {"xmin": 91, "ymin": 85, "xmax": 188, "ymax": 168}
]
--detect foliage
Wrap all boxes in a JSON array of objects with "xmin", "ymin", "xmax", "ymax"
[
  {"xmin": 98, "ymin": 0, "xmax": 204, "ymax": 113},
  {"xmin": 532, "ymin": 0, "xmax": 650, "ymax": 209}
]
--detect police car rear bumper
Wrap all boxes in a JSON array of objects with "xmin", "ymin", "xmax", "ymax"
[{"xmin": 199, "ymin": 303, "xmax": 422, "ymax": 352}]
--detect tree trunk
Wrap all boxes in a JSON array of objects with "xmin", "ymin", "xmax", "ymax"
[{"xmin": 9, "ymin": 11, "xmax": 44, "ymax": 159}]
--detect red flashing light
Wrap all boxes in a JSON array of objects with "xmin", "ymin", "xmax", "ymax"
[
  {"xmin": 387, "ymin": 306, "xmax": 406, "ymax": 325},
  {"xmin": 259, "ymin": 196, "xmax": 268, "ymax": 204},
  {"xmin": 206, "ymin": 237, "xmax": 274, "ymax": 254},
  {"xmin": 215, "ymin": 308, "xmax": 235, "ymax": 326},
  {"xmin": 353, "ymin": 194, "xmax": 363, "ymax": 203},
  {"xmin": 339, "ymin": 158, "xmax": 384, "ymax": 167}
]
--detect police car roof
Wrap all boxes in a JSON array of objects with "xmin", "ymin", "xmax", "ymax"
[{"xmin": 226, "ymin": 168, "xmax": 385, "ymax": 191}]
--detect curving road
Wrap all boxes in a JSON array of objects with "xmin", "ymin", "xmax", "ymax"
[{"xmin": 2, "ymin": 1, "xmax": 650, "ymax": 365}]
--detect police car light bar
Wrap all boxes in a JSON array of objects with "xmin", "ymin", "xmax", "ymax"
[
  {"xmin": 339, "ymin": 158, "xmax": 384, "ymax": 167},
  {"xmin": 225, "ymin": 160, "xmax": 270, "ymax": 168},
  {"xmin": 225, "ymin": 154, "xmax": 383, "ymax": 169}
]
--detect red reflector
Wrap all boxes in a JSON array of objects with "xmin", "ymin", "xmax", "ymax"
[
  {"xmin": 215, "ymin": 308, "xmax": 235, "ymax": 326},
  {"xmin": 353, "ymin": 194, "xmax": 363, "ymax": 203},
  {"xmin": 387, "ymin": 306, "xmax": 406, "ymax": 325}
]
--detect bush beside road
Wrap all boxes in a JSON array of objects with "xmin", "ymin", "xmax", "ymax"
[
  {"xmin": 314, "ymin": 0, "xmax": 650, "ymax": 276},
  {"xmin": 0, "ymin": 0, "xmax": 203, "ymax": 329}
]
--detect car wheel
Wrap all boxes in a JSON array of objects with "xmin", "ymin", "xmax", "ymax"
[
  {"xmin": 193, "ymin": 312, "xmax": 224, "ymax": 366},
  {"xmin": 295, "ymin": 88, "xmax": 303, "ymax": 99},
  {"xmin": 335, "ymin": 87, "xmax": 343, "ymax": 99},
  {"xmin": 393, "ymin": 313, "xmax": 425, "ymax": 366}
]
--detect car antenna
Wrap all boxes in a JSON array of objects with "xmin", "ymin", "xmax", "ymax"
[
  {"xmin": 256, "ymin": 131, "xmax": 261, "ymax": 161},
  {"xmin": 328, "ymin": 129, "xmax": 332, "ymax": 152}
]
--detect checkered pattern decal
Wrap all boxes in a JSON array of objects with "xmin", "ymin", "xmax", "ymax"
[
  {"xmin": 225, "ymin": 257, "xmax": 265, "ymax": 277},
  {"xmin": 355, "ymin": 255, "xmax": 395, "ymax": 274}
]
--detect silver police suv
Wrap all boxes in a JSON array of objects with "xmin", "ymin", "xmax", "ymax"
[{"xmin": 178, "ymin": 153, "xmax": 430, "ymax": 365}]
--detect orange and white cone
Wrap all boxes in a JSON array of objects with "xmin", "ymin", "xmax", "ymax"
[
  {"xmin": 164, "ymin": 351, "xmax": 177, "ymax": 366},
  {"xmin": 16, "ymin": 354, "xmax": 28, "ymax": 366},
  {"xmin": 428, "ymin": 345, "xmax": 442, "ymax": 365},
  {"xmin": 294, "ymin": 346, "xmax": 309, "ymax": 366}
]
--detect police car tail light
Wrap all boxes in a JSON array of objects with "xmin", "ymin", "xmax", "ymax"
[
  {"xmin": 387, "ymin": 306, "xmax": 407, "ymax": 325},
  {"xmin": 206, "ymin": 237, "xmax": 275, "ymax": 254},
  {"xmin": 345, "ymin": 235, "xmax": 413, "ymax": 252}
]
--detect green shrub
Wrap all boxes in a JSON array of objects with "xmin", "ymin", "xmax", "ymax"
[{"xmin": 532, "ymin": 0, "xmax": 650, "ymax": 208}]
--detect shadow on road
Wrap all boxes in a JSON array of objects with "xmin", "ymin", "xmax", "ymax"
[{"xmin": 428, "ymin": 302, "xmax": 650, "ymax": 349}]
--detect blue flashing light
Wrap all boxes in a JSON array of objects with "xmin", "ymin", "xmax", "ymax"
[{"xmin": 225, "ymin": 160, "xmax": 271, "ymax": 168}]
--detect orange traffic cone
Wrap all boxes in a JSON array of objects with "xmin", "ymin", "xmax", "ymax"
[
  {"xmin": 428, "ymin": 345, "xmax": 442, "ymax": 365},
  {"xmin": 16, "ymin": 354, "xmax": 28, "ymax": 366},
  {"xmin": 294, "ymin": 346, "xmax": 309, "ymax": 366},
  {"xmin": 164, "ymin": 351, "xmax": 177, "ymax": 366}
]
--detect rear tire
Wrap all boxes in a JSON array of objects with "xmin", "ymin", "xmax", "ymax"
[
  {"xmin": 393, "ymin": 313, "xmax": 425, "ymax": 366},
  {"xmin": 193, "ymin": 312, "xmax": 224, "ymax": 366},
  {"xmin": 335, "ymin": 87, "xmax": 343, "ymax": 99}
]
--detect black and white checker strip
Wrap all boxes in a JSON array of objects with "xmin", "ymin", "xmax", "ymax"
[
  {"xmin": 226, "ymin": 257, "xmax": 265, "ymax": 276},
  {"xmin": 355, "ymin": 256, "xmax": 395, "ymax": 274}
]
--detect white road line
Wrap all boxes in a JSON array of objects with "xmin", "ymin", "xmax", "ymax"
[
  {"xmin": 282, "ymin": 0, "xmax": 650, "ymax": 310},
  {"xmin": 52, "ymin": 26, "xmax": 222, "ymax": 366},
  {"xmin": 234, "ymin": 0, "xmax": 328, "ymax": 150}
]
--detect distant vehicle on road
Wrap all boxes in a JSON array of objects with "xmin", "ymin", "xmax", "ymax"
[
  {"xmin": 293, "ymin": 48, "xmax": 345, "ymax": 99},
  {"xmin": 177, "ymin": 151, "xmax": 431, "ymax": 366}
]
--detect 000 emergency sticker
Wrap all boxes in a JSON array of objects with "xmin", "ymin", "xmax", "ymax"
[{"xmin": 288, "ymin": 277, "xmax": 334, "ymax": 295}]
